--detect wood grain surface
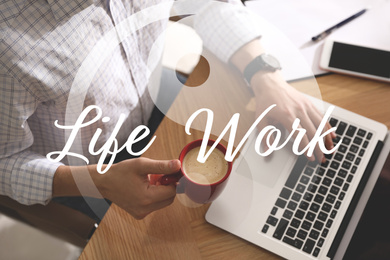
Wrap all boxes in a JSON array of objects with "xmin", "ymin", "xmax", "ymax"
[{"xmin": 79, "ymin": 52, "xmax": 390, "ymax": 260}]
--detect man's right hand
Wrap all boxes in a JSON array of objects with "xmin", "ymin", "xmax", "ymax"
[{"xmin": 53, "ymin": 158, "xmax": 181, "ymax": 220}]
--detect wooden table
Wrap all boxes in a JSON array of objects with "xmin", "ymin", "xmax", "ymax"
[{"xmin": 79, "ymin": 53, "xmax": 390, "ymax": 260}]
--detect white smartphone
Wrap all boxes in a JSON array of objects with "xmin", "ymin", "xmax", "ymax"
[{"xmin": 320, "ymin": 39, "xmax": 390, "ymax": 82}]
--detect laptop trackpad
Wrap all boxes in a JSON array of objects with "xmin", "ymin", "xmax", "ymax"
[{"xmin": 236, "ymin": 141, "xmax": 296, "ymax": 188}]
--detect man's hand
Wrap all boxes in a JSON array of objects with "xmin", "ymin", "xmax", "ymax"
[
  {"xmin": 100, "ymin": 158, "xmax": 181, "ymax": 219},
  {"xmin": 53, "ymin": 158, "xmax": 181, "ymax": 220},
  {"xmin": 230, "ymin": 40, "xmax": 336, "ymax": 162},
  {"xmin": 251, "ymin": 71, "xmax": 336, "ymax": 162}
]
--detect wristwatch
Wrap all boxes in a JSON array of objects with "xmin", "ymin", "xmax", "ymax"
[{"xmin": 243, "ymin": 54, "xmax": 281, "ymax": 85}]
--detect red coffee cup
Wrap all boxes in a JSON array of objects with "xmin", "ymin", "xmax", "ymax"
[{"xmin": 159, "ymin": 139, "xmax": 232, "ymax": 204}]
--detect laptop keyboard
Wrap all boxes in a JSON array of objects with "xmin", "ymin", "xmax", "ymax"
[{"xmin": 261, "ymin": 117, "xmax": 373, "ymax": 258}]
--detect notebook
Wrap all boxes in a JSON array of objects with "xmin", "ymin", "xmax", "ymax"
[{"xmin": 206, "ymin": 96, "xmax": 390, "ymax": 260}]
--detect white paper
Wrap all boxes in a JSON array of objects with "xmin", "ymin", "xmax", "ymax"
[{"xmin": 245, "ymin": 0, "xmax": 390, "ymax": 80}]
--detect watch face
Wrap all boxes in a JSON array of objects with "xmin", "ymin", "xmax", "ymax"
[{"xmin": 261, "ymin": 54, "xmax": 281, "ymax": 70}]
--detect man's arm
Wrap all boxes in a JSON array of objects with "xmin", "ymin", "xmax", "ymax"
[{"xmin": 52, "ymin": 158, "xmax": 181, "ymax": 220}]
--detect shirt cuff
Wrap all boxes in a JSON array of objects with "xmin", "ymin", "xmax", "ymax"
[
  {"xmin": 4, "ymin": 151, "xmax": 64, "ymax": 205},
  {"xmin": 193, "ymin": 1, "xmax": 262, "ymax": 63}
]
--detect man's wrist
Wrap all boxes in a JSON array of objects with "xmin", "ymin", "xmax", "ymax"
[{"xmin": 52, "ymin": 164, "xmax": 108, "ymax": 199}]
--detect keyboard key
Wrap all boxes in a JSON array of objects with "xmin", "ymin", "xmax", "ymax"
[
  {"xmin": 367, "ymin": 132, "xmax": 373, "ymax": 140},
  {"xmin": 283, "ymin": 236, "xmax": 303, "ymax": 249},
  {"xmin": 291, "ymin": 218, "xmax": 301, "ymax": 229},
  {"xmin": 338, "ymin": 145, "xmax": 347, "ymax": 154},
  {"xmin": 313, "ymin": 247, "xmax": 321, "ymax": 257},
  {"xmin": 299, "ymin": 201, "xmax": 309, "ymax": 211},
  {"xmin": 301, "ymin": 220, "xmax": 312, "ymax": 231},
  {"xmin": 285, "ymin": 156, "xmax": 307, "ymax": 189},
  {"xmin": 305, "ymin": 212, "xmax": 316, "ymax": 222},
  {"xmin": 338, "ymin": 169, "xmax": 347, "ymax": 178},
  {"xmin": 320, "ymin": 160, "xmax": 329, "ymax": 168},
  {"xmin": 271, "ymin": 206, "xmax": 278, "ymax": 215},
  {"xmin": 353, "ymin": 136, "xmax": 363, "ymax": 145},
  {"xmin": 295, "ymin": 209, "xmax": 305, "ymax": 220},
  {"xmin": 316, "ymin": 167, "xmax": 325, "ymax": 176},
  {"xmin": 351, "ymin": 166, "xmax": 357, "ymax": 174},
  {"xmin": 304, "ymin": 167, "xmax": 315, "ymax": 176},
  {"xmin": 349, "ymin": 145, "xmax": 359, "ymax": 154},
  {"xmin": 314, "ymin": 220, "xmax": 324, "ymax": 231},
  {"xmin": 355, "ymin": 157, "xmax": 361, "ymax": 165},
  {"xmin": 342, "ymin": 161, "xmax": 352, "ymax": 170},
  {"xmin": 287, "ymin": 201, "xmax": 298, "ymax": 211},
  {"xmin": 330, "ymin": 162, "xmax": 340, "ymax": 170},
  {"xmin": 312, "ymin": 175, "xmax": 322, "ymax": 185},
  {"xmin": 357, "ymin": 129, "xmax": 366, "ymax": 137},
  {"xmin": 335, "ymin": 201, "xmax": 341, "ymax": 210},
  {"xmin": 308, "ymin": 184, "xmax": 318, "ymax": 193},
  {"xmin": 275, "ymin": 198, "xmax": 287, "ymax": 208},
  {"xmin": 309, "ymin": 230, "xmax": 320, "ymax": 240},
  {"xmin": 297, "ymin": 229, "xmax": 308, "ymax": 240},
  {"xmin": 318, "ymin": 186, "xmax": 328, "ymax": 195},
  {"xmin": 318, "ymin": 211, "xmax": 328, "ymax": 222},
  {"xmin": 322, "ymin": 228, "xmax": 329, "ymax": 238},
  {"xmin": 343, "ymin": 183, "xmax": 349, "ymax": 192},
  {"xmin": 359, "ymin": 149, "xmax": 365, "ymax": 157},
  {"xmin": 326, "ymin": 219, "xmax": 333, "ymax": 228},
  {"xmin": 326, "ymin": 169, "xmax": 336, "ymax": 178},
  {"xmin": 339, "ymin": 192, "xmax": 346, "ymax": 200},
  {"xmin": 346, "ymin": 125, "xmax": 357, "ymax": 137},
  {"xmin": 280, "ymin": 188, "xmax": 292, "ymax": 200},
  {"xmin": 330, "ymin": 186, "xmax": 340, "ymax": 195},
  {"xmin": 314, "ymin": 194, "xmax": 324, "ymax": 204},
  {"xmin": 267, "ymin": 216, "xmax": 278, "ymax": 226},
  {"xmin": 346, "ymin": 152, "xmax": 355, "ymax": 161},
  {"xmin": 262, "ymin": 224, "xmax": 269, "ymax": 233},
  {"xmin": 310, "ymin": 203, "xmax": 320, "ymax": 213},
  {"xmin": 329, "ymin": 118, "xmax": 338, "ymax": 127},
  {"xmin": 286, "ymin": 227, "xmax": 297, "ymax": 237},
  {"xmin": 330, "ymin": 210, "xmax": 337, "ymax": 219},
  {"xmin": 300, "ymin": 175, "xmax": 310, "ymax": 185},
  {"xmin": 342, "ymin": 137, "xmax": 351, "ymax": 145},
  {"xmin": 334, "ymin": 177, "xmax": 344, "ymax": 187},
  {"xmin": 273, "ymin": 218, "xmax": 289, "ymax": 240},
  {"xmin": 292, "ymin": 192, "xmax": 302, "ymax": 202},
  {"xmin": 322, "ymin": 202, "xmax": 332, "ymax": 213},
  {"xmin": 303, "ymin": 238, "xmax": 316, "ymax": 254},
  {"xmin": 347, "ymin": 174, "xmax": 353, "ymax": 182},
  {"xmin": 296, "ymin": 184, "xmax": 306, "ymax": 193},
  {"xmin": 326, "ymin": 194, "xmax": 336, "ymax": 204},
  {"xmin": 283, "ymin": 209, "xmax": 294, "ymax": 220},
  {"xmin": 336, "ymin": 122, "xmax": 347, "ymax": 135},
  {"xmin": 303, "ymin": 192, "xmax": 314, "ymax": 202},
  {"xmin": 322, "ymin": 177, "xmax": 332, "ymax": 187},
  {"xmin": 334, "ymin": 153, "xmax": 344, "ymax": 161},
  {"xmin": 363, "ymin": 141, "xmax": 369, "ymax": 148},
  {"xmin": 318, "ymin": 238, "xmax": 325, "ymax": 247}
]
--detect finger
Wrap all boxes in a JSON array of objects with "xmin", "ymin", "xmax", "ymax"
[
  {"xmin": 135, "ymin": 158, "xmax": 181, "ymax": 176},
  {"xmin": 146, "ymin": 182, "xmax": 177, "ymax": 203},
  {"xmin": 299, "ymin": 112, "xmax": 321, "ymax": 162}
]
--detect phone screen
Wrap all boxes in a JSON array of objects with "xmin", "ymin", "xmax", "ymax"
[{"xmin": 329, "ymin": 42, "xmax": 390, "ymax": 79}]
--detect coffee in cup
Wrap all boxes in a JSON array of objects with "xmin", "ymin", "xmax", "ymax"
[
  {"xmin": 182, "ymin": 145, "xmax": 228, "ymax": 185},
  {"xmin": 158, "ymin": 139, "xmax": 232, "ymax": 204}
]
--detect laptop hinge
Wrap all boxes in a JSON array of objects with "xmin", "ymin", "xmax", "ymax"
[{"xmin": 327, "ymin": 140, "xmax": 384, "ymax": 259}]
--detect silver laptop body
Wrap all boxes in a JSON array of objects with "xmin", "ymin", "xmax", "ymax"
[{"xmin": 206, "ymin": 97, "xmax": 390, "ymax": 260}]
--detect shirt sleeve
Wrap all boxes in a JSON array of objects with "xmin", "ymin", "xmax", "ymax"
[
  {"xmin": 0, "ymin": 72, "xmax": 63, "ymax": 205},
  {"xmin": 174, "ymin": 0, "xmax": 263, "ymax": 63}
]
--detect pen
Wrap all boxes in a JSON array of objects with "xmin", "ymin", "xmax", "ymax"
[{"xmin": 311, "ymin": 8, "xmax": 367, "ymax": 42}]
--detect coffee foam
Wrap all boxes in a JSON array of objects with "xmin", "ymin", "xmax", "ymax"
[{"xmin": 182, "ymin": 145, "xmax": 228, "ymax": 185}]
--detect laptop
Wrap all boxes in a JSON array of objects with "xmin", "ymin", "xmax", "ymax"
[{"xmin": 206, "ymin": 95, "xmax": 390, "ymax": 260}]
